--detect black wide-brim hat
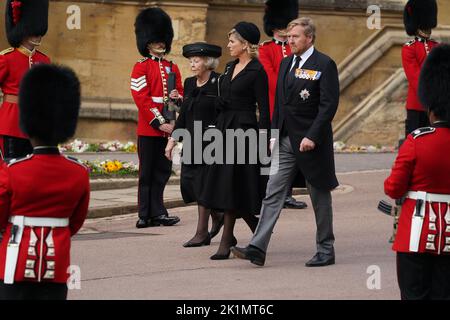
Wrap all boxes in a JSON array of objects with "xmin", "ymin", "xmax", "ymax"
[
  {"xmin": 403, "ymin": 0, "xmax": 438, "ymax": 36},
  {"xmin": 182, "ymin": 43, "xmax": 222, "ymax": 58},
  {"xmin": 263, "ymin": 0, "xmax": 299, "ymax": 37},
  {"xmin": 135, "ymin": 7, "xmax": 174, "ymax": 57},
  {"xmin": 5, "ymin": 0, "xmax": 49, "ymax": 48}
]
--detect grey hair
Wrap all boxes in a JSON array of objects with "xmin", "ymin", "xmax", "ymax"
[
  {"xmin": 203, "ymin": 56, "xmax": 219, "ymax": 70},
  {"xmin": 228, "ymin": 29, "xmax": 259, "ymax": 59},
  {"xmin": 287, "ymin": 17, "xmax": 316, "ymax": 44}
]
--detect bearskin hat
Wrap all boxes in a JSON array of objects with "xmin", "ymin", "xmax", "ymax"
[
  {"xmin": 5, "ymin": 0, "xmax": 49, "ymax": 48},
  {"xmin": 19, "ymin": 64, "xmax": 81, "ymax": 145},
  {"xmin": 418, "ymin": 45, "xmax": 450, "ymax": 122},
  {"xmin": 263, "ymin": 0, "xmax": 299, "ymax": 37},
  {"xmin": 403, "ymin": 0, "xmax": 438, "ymax": 36},
  {"xmin": 135, "ymin": 7, "xmax": 174, "ymax": 57}
]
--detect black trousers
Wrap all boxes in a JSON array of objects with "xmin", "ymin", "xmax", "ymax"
[
  {"xmin": 137, "ymin": 136, "xmax": 172, "ymax": 220},
  {"xmin": 0, "ymin": 281, "xmax": 68, "ymax": 300},
  {"xmin": 405, "ymin": 110, "xmax": 430, "ymax": 136},
  {"xmin": 397, "ymin": 252, "xmax": 450, "ymax": 300},
  {"xmin": 0, "ymin": 135, "xmax": 33, "ymax": 161}
]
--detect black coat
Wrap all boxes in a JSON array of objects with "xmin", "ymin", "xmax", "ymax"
[
  {"xmin": 272, "ymin": 49, "xmax": 339, "ymax": 191},
  {"xmin": 198, "ymin": 58, "xmax": 270, "ymax": 214},
  {"xmin": 174, "ymin": 72, "xmax": 219, "ymax": 165}
]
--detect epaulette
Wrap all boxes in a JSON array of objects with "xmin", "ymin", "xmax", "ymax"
[
  {"xmin": 405, "ymin": 39, "xmax": 416, "ymax": 46},
  {"xmin": 138, "ymin": 57, "xmax": 149, "ymax": 63},
  {"xmin": 411, "ymin": 127, "xmax": 436, "ymax": 139},
  {"xmin": 0, "ymin": 47, "xmax": 14, "ymax": 55},
  {"xmin": 259, "ymin": 40, "xmax": 271, "ymax": 46},
  {"xmin": 36, "ymin": 49, "xmax": 48, "ymax": 57},
  {"xmin": 64, "ymin": 155, "xmax": 88, "ymax": 169},
  {"xmin": 7, "ymin": 154, "xmax": 34, "ymax": 167}
]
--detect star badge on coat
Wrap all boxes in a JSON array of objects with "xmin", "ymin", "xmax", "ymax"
[{"xmin": 300, "ymin": 89, "xmax": 310, "ymax": 101}]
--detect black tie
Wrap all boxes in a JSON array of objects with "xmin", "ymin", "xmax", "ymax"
[{"xmin": 287, "ymin": 55, "xmax": 301, "ymax": 89}]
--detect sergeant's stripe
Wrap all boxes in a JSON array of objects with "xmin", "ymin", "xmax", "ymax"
[{"xmin": 131, "ymin": 76, "xmax": 147, "ymax": 92}]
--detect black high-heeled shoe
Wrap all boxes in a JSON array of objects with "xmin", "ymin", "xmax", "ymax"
[
  {"xmin": 209, "ymin": 236, "xmax": 237, "ymax": 260},
  {"xmin": 183, "ymin": 234, "xmax": 211, "ymax": 248},
  {"xmin": 209, "ymin": 212, "xmax": 224, "ymax": 240},
  {"xmin": 210, "ymin": 250, "xmax": 230, "ymax": 260}
]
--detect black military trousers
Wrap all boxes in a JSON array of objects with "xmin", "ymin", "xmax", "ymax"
[
  {"xmin": 0, "ymin": 281, "xmax": 68, "ymax": 300},
  {"xmin": 137, "ymin": 136, "xmax": 172, "ymax": 220},
  {"xmin": 405, "ymin": 110, "xmax": 430, "ymax": 136},
  {"xmin": 397, "ymin": 252, "xmax": 450, "ymax": 300},
  {"xmin": 0, "ymin": 135, "xmax": 33, "ymax": 161}
]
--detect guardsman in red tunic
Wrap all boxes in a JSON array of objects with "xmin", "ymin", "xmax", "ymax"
[
  {"xmin": 0, "ymin": 64, "xmax": 89, "ymax": 300},
  {"xmin": 131, "ymin": 8, "xmax": 183, "ymax": 229},
  {"xmin": 0, "ymin": 0, "xmax": 50, "ymax": 161},
  {"xmin": 402, "ymin": 0, "xmax": 439, "ymax": 135},
  {"xmin": 259, "ymin": 0, "xmax": 306, "ymax": 210},
  {"xmin": 384, "ymin": 45, "xmax": 450, "ymax": 300}
]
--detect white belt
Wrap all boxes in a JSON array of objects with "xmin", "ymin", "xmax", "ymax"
[
  {"xmin": 407, "ymin": 191, "xmax": 450, "ymax": 203},
  {"xmin": 4, "ymin": 216, "xmax": 69, "ymax": 284},
  {"xmin": 406, "ymin": 191, "xmax": 450, "ymax": 252},
  {"xmin": 151, "ymin": 96, "xmax": 164, "ymax": 103}
]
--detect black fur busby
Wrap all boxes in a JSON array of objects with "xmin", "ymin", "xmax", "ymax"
[
  {"xmin": 263, "ymin": 0, "xmax": 299, "ymax": 37},
  {"xmin": 19, "ymin": 64, "xmax": 81, "ymax": 144},
  {"xmin": 418, "ymin": 45, "xmax": 450, "ymax": 122},
  {"xmin": 5, "ymin": 0, "xmax": 49, "ymax": 48},
  {"xmin": 135, "ymin": 7, "xmax": 174, "ymax": 57},
  {"xmin": 403, "ymin": 0, "xmax": 438, "ymax": 36}
]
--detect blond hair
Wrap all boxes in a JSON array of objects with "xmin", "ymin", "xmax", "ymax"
[
  {"xmin": 287, "ymin": 17, "xmax": 316, "ymax": 44},
  {"xmin": 228, "ymin": 29, "xmax": 259, "ymax": 59}
]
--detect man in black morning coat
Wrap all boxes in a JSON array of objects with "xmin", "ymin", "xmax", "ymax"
[{"xmin": 232, "ymin": 17, "xmax": 339, "ymax": 267}]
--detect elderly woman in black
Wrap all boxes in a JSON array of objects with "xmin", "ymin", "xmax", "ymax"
[
  {"xmin": 165, "ymin": 43, "xmax": 225, "ymax": 247},
  {"xmin": 198, "ymin": 22, "xmax": 270, "ymax": 259}
]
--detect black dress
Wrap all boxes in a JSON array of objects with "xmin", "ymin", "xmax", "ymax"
[
  {"xmin": 174, "ymin": 72, "xmax": 219, "ymax": 203},
  {"xmin": 197, "ymin": 59, "xmax": 270, "ymax": 215}
]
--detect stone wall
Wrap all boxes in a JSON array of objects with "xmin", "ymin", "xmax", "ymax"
[{"xmin": 2, "ymin": 0, "xmax": 448, "ymax": 144}]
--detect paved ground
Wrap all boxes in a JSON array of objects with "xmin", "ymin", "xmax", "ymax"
[
  {"xmin": 68, "ymin": 153, "xmax": 400, "ymax": 300},
  {"xmin": 87, "ymin": 153, "xmax": 396, "ymax": 218}
]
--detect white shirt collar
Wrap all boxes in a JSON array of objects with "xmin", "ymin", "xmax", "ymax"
[
  {"xmin": 291, "ymin": 45, "xmax": 314, "ymax": 70},
  {"xmin": 300, "ymin": 45, "xmax": 314, "ymax": 63}
]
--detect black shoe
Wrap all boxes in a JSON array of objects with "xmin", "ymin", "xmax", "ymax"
[
  {"xmin": 231, "ymin": 245, "xmax": 266, "ymax": 266},
  {"xmin": 183, "ymin": 234, "xmax": 211, "ymax": 247},
  {"xmin": 136, "ymin": 219, "xmax": 149, "ymax": 229},
  {"xmin": 210, "ymin": 250, "xmax": 231, "ymax": 260},
  {"xmin": 209, "ymin": 212, "xmax": 224, "ymax": 240},
  {"xmin": 284, "ymin": 197, "xmax": 307, "ymax": 209},
  {"xmin": 149, "ymin": 215, "xmax": 180, "ymax": 227},
  {"xmin": 305, "ymin": 252, "xmax": 335, "ymax": 267},
  {"xmin": 210, "ymin": 237, "xmax": 237, "ymax": 260}
]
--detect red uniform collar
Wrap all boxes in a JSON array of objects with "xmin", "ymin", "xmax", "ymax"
[
  {"xmin": 273, "ymin": 38, "xmax": 288, "ymax": 46},
  {"xmin": 17, "ymin": 46, "xmax": 36, "ymax": 57}
]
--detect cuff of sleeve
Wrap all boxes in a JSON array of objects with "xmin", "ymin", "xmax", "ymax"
[{"xmin": 150, "ymin": 108, "xmax": 166, "ymax": 129}]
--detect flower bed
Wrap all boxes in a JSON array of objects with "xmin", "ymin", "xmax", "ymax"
[
  {"xmin": 83, "ymin": 159, "xmax": 139, "ymax": 178},
  {"xmin": 60, "ymin": 139, "xmax": 137, "ymax": 153},
  {"xmin": 333, "ymin": 142, "xmax": 395, "ymax": 153}
]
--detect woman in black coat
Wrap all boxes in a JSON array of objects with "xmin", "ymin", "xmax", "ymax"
[
  {"xmin": 165, "ymin": 43, "xmax": 225, "ymax": 247},
  {"xmin": 197, "ymin": 22, "xmax": 271, "ymax": 259}
]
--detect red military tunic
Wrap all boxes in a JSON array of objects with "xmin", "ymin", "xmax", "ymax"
[
  {"xmin": 0, "ymin": 148, "xmax": 90, "ymax": 283},
  {"xmin": 130, "ymin": 55, "xmax": 184, "ymax": 138},
  {"xmin": 402, "ymin": 37, "xmax": 439, "ymax": 112},
  {"xmin": 0, "ymin": 47, "xmax": 51, "ymax": 138},
  {"xmin": 384, "ymin": 125, "xmax": 450, "ymax": 255},
  {"xmin": 259, "ymin": 39, "xmax": 291, "ymax": 120}
]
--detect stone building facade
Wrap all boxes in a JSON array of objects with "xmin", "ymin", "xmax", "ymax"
[{"xmin": 1, "ymin": 0, "xmax": 449, "ymax": 144}]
